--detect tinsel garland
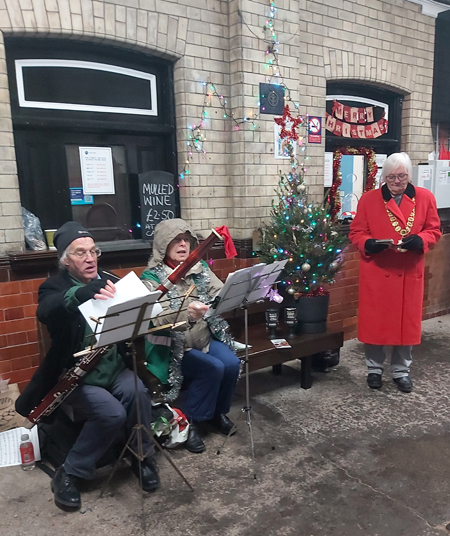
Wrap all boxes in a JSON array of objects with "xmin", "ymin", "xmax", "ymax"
[
  {"xmin": 329, "ymin": 147, "xmax": 378, "ymax": 220},
  {"xmin": 192, "ymin": 266, "xmax": 235, "ymax": 353},
  {"xmin": 296, "ymin": 287, "xmax": 329, "ymax": 299},
  {"xmin": 165, "ymin": 331, "xmax": 185, "ymax": 402}
]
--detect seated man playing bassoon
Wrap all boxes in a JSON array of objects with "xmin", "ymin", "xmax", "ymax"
[{"xmin": 15, "ymin": 222, "xmax": 159, "ymax": 511}]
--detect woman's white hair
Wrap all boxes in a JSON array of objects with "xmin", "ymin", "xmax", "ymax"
[{"xmin": 381, "ymin": 152, "xmax": 413, "ymax": 181}]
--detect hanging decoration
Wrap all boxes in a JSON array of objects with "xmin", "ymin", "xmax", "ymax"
[
  {"xmin": 180, "ymin": 2, "xmax": 305, "ymax": 183},
  {"xmin": 274, "ymin": 105, "xmax": 303, "ymax": 141},
  {"xmin": 179, "ymin": 81, "xmax": 259, "ymax": 180},
  {"xmin": 326, "ymin": 99, "xmax": 388, "ymax": 139},
  {"xmin": 328, "ymin": 147, "xmax": 378, "ymax": 220}
]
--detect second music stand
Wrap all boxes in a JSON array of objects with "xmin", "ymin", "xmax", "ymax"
[{"xmin": 204, "ymin": 260, "xmax": 287, "ymax": 477}]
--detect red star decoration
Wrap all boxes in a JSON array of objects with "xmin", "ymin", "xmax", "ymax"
[{"xmin": 274, "ymin": 105, "xmax": 302, "ymax": 141}]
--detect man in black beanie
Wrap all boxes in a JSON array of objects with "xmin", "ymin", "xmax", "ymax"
[{"xmin": 16, "ymin": 221, "xmax": 159, "ymax": 511}]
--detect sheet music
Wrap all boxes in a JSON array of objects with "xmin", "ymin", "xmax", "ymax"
[
  {"xmin": 204, "ymin": 264, "xmax": 261, "ymax": 318},
  {"xmin": 205, "ymin": 260, "xmax": 287, "ymax": 318},
  {"xmin": 246, "ymin": 260, "xmax": 288, "ymax": 304},
  {"xmin": 79, "ymin": 271, "xmax": 163, "ymax": 346}
]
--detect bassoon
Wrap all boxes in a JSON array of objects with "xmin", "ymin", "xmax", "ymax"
[{"xmin": 27, "ymin": 226, "xmax": 235, "ymax": 424}]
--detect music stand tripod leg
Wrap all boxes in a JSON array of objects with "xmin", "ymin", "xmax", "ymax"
[
  {"xmin": 217, "ymin": 305, "xmax": 273, "ymax": 479},
  {"xmin": 100, "ymin": 337, "xmax": 194, "ymax": 497}
]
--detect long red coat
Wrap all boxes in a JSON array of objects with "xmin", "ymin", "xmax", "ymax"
[{"xmin": 349, "ymin": 183, "xmax": 441, "ymax": 345}]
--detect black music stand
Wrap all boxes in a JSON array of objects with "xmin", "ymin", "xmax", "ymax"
[
  {"xmin": 79, "ymin": 282, "xmax": 194, "ymax": 496},
  {"xmin": 204, "ymin": 260, "xmax": 287, "ymax": 478}
]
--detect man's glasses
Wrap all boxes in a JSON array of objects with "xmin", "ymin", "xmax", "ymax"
[
  {"xmin": 69, "ymin": 248, "xmax": 101, "ymax": 260},
  {"xmin": 385, "ymin": 173, "xmax": 408, "ymax": 182}
]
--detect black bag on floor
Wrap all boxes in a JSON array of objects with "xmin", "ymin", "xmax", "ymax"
[
  {"xmin": 312, "ymin": 348, "xmax": 340, "ymax": 372},
  {"xmin": 37, "ymin": 409, "xmax": 126, "ymax": 474}
]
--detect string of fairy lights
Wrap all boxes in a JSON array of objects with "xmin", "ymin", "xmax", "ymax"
[
  {"xmin": 259, "ymin": 0, "xmax": 309, "ymax": 176},
  {"xmin": 179, "ymin": 0, "xmax": 308, "ymax": 182},
  {"xmin": 179, "ymin": 81, "xmax": 258, "ymax": 180}
]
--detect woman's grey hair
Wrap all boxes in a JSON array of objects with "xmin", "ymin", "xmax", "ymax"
[{"xmin": 381, "ymin": 152, "xmax": 413, "ymax": 181}]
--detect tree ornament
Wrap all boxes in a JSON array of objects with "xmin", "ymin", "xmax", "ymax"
[
  {"xmin": 269, "ymin": 287, "xmax": 284, "ymax": 303},
  {"xmin": 270, "ymin": 247, "xmax": 277, "ymax": 255},
  {"xmin": 287, "ymin": 287, "xmax": 296, "ymax": 295},
  {"xmin": 297, "ymin": 184, "xmax": 306, "ymax": 193},
  {"xmin": 331, "ymin": 231, "xmax": 338, "ymax": 237},
  {"xmin": 301, "ymin": 262, "xmax": 311, "ymax": 272}
]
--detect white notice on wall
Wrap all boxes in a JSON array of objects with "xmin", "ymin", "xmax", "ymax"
[
  {"xmin": 375, "ymin": 153, "xmax": 387, "ymax": 188},
  {"xmin": 79, "ymin": 147, "xmax": 115, "ymax": 195},
  {"xmin": 324, "ymin": 152, "xmax": 333, "ymax": 187},
  {"xmin": 439, "ymin": 170, "xmax": 450, "ymax": 185}
]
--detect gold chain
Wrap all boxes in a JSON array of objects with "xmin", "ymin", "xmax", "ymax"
[{"xmin": 384, "ymin": 198, "xmax": 415, "ymax": 237}]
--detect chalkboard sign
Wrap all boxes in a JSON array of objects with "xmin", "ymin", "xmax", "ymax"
[{"xmin": 138, "ymin": 170, "xmax": 176, "ymax": 240}]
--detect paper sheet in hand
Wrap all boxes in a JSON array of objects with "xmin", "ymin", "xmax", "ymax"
[{"xmin": 79, "ymin": 271, "xmax": 162, "ymax": 346}]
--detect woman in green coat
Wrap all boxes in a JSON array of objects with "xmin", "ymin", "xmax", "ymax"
[{"xmin": 141, "ymin": 219, "xmax": 240, "ymax": 453}]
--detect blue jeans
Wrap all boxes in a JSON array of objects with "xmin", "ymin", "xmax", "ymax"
[
  {"xmin": 63, "ymin": 368, "xmax": 154, "ymax": 479},
  {"xmin": 181, "ymin": 340, "xmax": 240, "ymax": 421}
]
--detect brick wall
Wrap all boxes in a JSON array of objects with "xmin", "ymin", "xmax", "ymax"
[
  {"xmin": 0, "ymin": 256, "xmax": 258, "ymax": 392},
  {"xmin": 2, "ymin": 235, "xmax": 449, "ymax": 393}
]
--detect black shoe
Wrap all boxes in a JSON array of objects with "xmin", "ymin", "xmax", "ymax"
[
  {"xmin": 367, "ymin": 373, "xmax": 382, "ymax": 389},
  {"xmin": 131, "ymin": 457, "xmax": 160, "ymax": 492},
  {"xmin": 211, "ymin": 414, "xmax": 236, "ymax": 436},
  {"xmin": 394, "ymin": 376, "xmax": 413, "ymax": 393},
  {"xmin": 185, "ymin": 423, "xmax": 206, "ymax": 453},
  {"xmin": 51, "ymin": 466, "xmax": 81, "ymax": 510}
]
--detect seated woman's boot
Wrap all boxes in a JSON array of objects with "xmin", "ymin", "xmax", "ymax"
[{"xmin": 185, "ymin": 422, "xmax": 205, "ymax": 453}]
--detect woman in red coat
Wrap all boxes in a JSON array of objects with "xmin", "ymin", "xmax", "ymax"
[{"xmin": 349, "ymin": 152, "xmax": 441, "ymax": 392}]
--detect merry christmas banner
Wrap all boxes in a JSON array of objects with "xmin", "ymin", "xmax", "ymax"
[
  {"xmin": 325, "ymin": 112, "xmax": 388, "ymax": 139},
  {"xmin": 326, "ymin": 99, "xmax": 388, "ymax": 138}
]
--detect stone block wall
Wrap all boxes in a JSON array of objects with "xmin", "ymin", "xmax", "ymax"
[{"xmin": 0, "ymin": 0, "xmax": 440, "ymax": 252}]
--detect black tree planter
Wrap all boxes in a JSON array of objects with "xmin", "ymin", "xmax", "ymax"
[{"xmin": 295, "ymin": 294, "xmax": 330, "ymax": 334}]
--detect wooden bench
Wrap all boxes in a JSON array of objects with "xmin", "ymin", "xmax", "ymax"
[{"xmin": 225, "ymin": 305, "xmax": 344, "ymax": 389}]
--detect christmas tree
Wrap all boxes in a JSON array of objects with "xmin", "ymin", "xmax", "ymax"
[{"xmin": 259, "ymin": 110, "xmax": 349, "ymax": 298}]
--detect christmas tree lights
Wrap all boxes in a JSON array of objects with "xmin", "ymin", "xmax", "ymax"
[{"xmin": 259, "ymin": 118, "xmax": 349, "ymax": 297}]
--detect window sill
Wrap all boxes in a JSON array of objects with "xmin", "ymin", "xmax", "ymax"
[{"xmin": 8, "ymin": 240, "xmax": 152, "ymax": 274}]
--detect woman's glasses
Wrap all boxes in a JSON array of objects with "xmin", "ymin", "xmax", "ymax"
[{"xmin": 385, "ymin": 173, "xmax": 408, "ymax": 182}]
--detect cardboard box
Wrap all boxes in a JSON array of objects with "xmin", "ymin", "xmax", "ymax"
[{"xmin": 0, "ymin": 383, "xmax": 29, "ymax": 433}]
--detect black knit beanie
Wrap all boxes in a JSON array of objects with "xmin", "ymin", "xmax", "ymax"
[{"xmin": 53, "ymin": 222, "xmax": 94, "ymax": 256}]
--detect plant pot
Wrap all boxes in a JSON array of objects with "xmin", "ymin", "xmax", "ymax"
[{"xmin": 295, "ymin": 294, "xmax": 330, "ymax": 334}]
